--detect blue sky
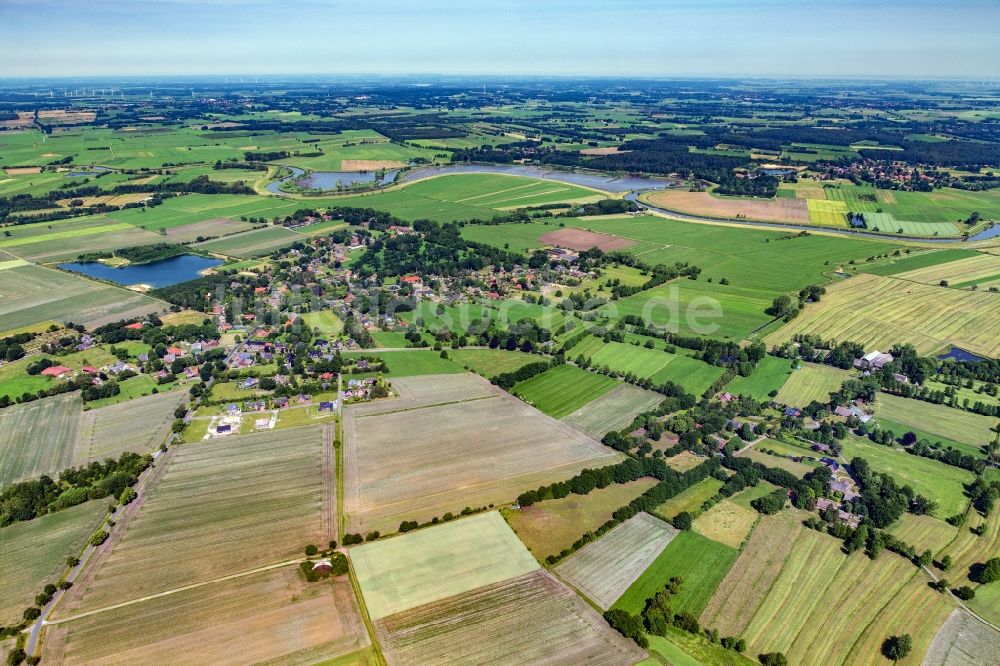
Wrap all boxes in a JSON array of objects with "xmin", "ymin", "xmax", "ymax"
[{"xmin": 1, "ymin": 0, "xmax": 997, "ymax": 78}]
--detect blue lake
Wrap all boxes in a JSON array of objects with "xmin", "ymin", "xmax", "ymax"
[
  {"xmin": 266, "ymin": 166, "xmax": 398, "ymax": 194},
  {"xmin": 59, "ymin": 254, "xmax": 223, "ymax": 288},
  {"xmin": 936, "ymin": 347, "xmax": 987, "ymax": 363}
]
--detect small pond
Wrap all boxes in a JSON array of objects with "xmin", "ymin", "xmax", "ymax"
[
  {"xmin": 59, "ymin": 254, "xmax": 222, "ymax": 288},
  {"xmin": 936, "ymin": 347, "xmax": 987, "ymax": 363}
]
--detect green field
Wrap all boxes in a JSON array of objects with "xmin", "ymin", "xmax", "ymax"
[
  {"xmin": 875, "ymin": 393, "xmax": 998, "ymax": 452},
  {"xmin": 724, "ymin": 355, "xmax": 794, "ymax": 400},
  {"xmin": 774, "ymin": 362, "xmax": 849, "ymax": 407},
  {"xmin": 342, "ymin": 349, "xmax": 462, "ymax": 377},
  {"xmin": 449, "ymin": 348, "xmax": 541, "ymax": 378},
  {"xmin": 298, "ymin": 310, "xmax": 343, "ymax": 337},
  {"xmin": 351, "ymin": 511, "xmax": 539, "ymax": 620},
  {"xmin": 862, "ymin": 248, "xmax": 982, "ymax": 276},
  {"xmin": 0, "ymin": 500, "xmax": 107, "ymax": 626},
  {"xmin": 840, "ymin": 436, "xmax": 974, "ymax": 518},
  {"xmin": 580, "ymin": 340, "xmax": 725, "ymax": 394},
  {"xmin": 612, "ymin": 530, "xmax": 738, "ymax": 617},
  {"xmin": 560, "ymin": 383, "xmax": 665, "ymax": 439},
  {"xmin": 512, "ymin": 364, "xmax": 619, "ymax": 418},
  {"xmin": 654, "ymin": 477, "xmax": 725, "ymax": 520}
]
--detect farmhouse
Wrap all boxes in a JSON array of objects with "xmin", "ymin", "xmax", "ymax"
[
  {"xmin": 312, "ymin": 559, "xmax": 333, "ymax": 573},
  {"xmin": 40, "ymin": 365, "xmax": 72, "ymax": 378},
  {"xmin": 854, "ymin": 350, "xmax": 894, "ymax": 370}
]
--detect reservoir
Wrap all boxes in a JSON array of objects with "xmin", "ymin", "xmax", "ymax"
[{"xmin": 59, "ymin": 254, "xmax": 223, "ymax": 288}]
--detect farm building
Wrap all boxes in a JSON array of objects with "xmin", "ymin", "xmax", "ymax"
[
  {"xmin": 312, "ymin": 559, "xmax": 333, "ymax": 573},
  {"xmin": 854, "ymin": 350, "xmax": 893, "ymax": 370},
  {"xmin": 40, "ymin": 365, "xmax": 73, "ymax": 378}
]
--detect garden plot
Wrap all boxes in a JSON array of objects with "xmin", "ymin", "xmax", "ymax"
[
  {"xmin": 343, "ymin": 373, "xmax": 622, "ymax": 534},
  {"xmin": 555, "ymin": 512, "xmax": 678, "ymax": 609}
]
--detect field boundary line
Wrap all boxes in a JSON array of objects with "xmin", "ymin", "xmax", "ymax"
[
  {"xmin": 44, "ymin": 558, "xmax": 304, "ymax": 626},
  {"xmin": 351, "ymin": 393, "xmax": 497, "ymax": 419},
  {"xmin": 346, "ymin": 554, "xmax": 387, "ymax": 666}
]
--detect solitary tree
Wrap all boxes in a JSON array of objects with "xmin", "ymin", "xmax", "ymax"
[{"xmin": 882, "ymin": 634, "xmax": 912, "ymax": 662}]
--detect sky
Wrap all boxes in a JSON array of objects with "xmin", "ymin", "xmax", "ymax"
[{"xmin": 1, "ymin": 0, "xmax": 998, "ymax": 79}]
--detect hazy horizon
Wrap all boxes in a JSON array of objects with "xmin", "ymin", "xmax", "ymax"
[{"xmin": 2, "ymin": 0, "xmax": 998, "ymax": 79}]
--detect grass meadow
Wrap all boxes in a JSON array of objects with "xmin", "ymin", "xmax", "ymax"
[{"xmin": 512, "ymin": 364, "xmax": 619, "ymax": 418}]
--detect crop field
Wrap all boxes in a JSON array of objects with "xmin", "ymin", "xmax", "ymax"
[
  {"xmin": 738, "ymin": 528, "xmax": 921, "ymax": 664},
  {"xmin": 655, "ymin": 477, "xmax": 725, "ymax": 519},
  {"xmin": 58, "ymin": 426, "xmax": 331, "ymax": 614},
  {"xmin": 342, "ymin": 349, "xmax": 462, "ymax": 377},
  {"xmin": 0, "ymin": 262, "xmax": 165, "ymax": 331},
  {"xmin": 774, "ymin": 362, "xmax": 849, "ymax": 406},
  {"xmin": 0, "ymin": 393, "xmax": 82, "ymax": 487},
  {"xmin": 555, "ymin": 512, "xmax": 679, "ymax": 609},
  {"xmin": 924, "ymin": 610, "xmax": 1000, "ymax": 666},
  {"xmin": 887, "ymin": 514, "xmax": 959, "ymax": 559},
  {"xmin": 840, "ymin": 436, "xmax": 973, "ymax": 518},
  {"xmin": 352, "ymin": 512, "xmax": 540, "ymax": 620},
  {"xmin": 511, "ymin": 364, "xmax": 619, "ymax": 418},
  {"xmin": 737, "ymin": 447, "xmax": 814, "ymax": 477},
  {"xmin": 691, "ymin": 499, "xmax": 759, "ymax": 548},
  {"xmin": 0, "ymin": 216, "xmax": 163, "ymax": 262},
  {"xmin": 0, "ymin": 501, "xmax": 107, "ymax": 626},
  {"xmin": 644, "ymin": 189, "xmax": 810, "ymax": 223},
  {"xmin": 375, "ymin": 570, "xmax": 646, "ymax": 666},
  {"xmin": 79, "ymin": 390, "xmax": 183, "ymax": 461},
  {"xmin": 561, "ymin": 383, "xmax": 664, "ymax": 439},
  {"xmin": 193, "ymin": 225, "xmax": 303, "ymax": 257},
  {"xmin": 765, "ymin": 273, "xmax": 1000, "ymax": 359},
  {"xmin": 700, "ymin": 510, "xmax": 807, "ymax": 636},
  {"xmin": 343, "ymin": 373, "xmax": 622, "ymax": 534},
  {"xmin": 806, "ymin": 198, "xmax": 849, "ymax": 227},
  {"xmin": 579, "ymin": 340, "xmax": 725, "ymax": 394},
  {"xmin": 875, "ymin": 393, "xmax": 997, "ymax": 451},
  {"xmin": 505, "ymin": 478, "xmax": 658, "ymax": 560},
  {"xmin": 44, "ymin": 567, "xmax": 369, "ymax": 666},
  {"xmin": 893, "ymin": 252, "xmax": 1000, "ymax": 288},
  {"xmin": 161, "ymin": 216, "xmax": 258, "ymax": 243},
  {"xmin": 724, "ymin": 355, "xmax": 794, "ymax": 400},
  {"xmin": 538, "ymin": 227, "xmax": 634, "ymax": 251},
  {"xmin": 613, "ymin": 530, "xmax": 738, "ymax": 617},
  {"xmin": 448, "ymin": 348, "xmax": 539, "ymax": 378}
]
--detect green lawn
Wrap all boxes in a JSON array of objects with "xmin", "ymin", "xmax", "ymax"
[
  {"xmin": 449, "ymin": 349, "xmax": 540, "ymax": 379},
  {"xmin": 612, "ymin": 530, "xmax": 738, "ymax": 617},
  {"xmin": 512, "ymin": 364, "xmax": 619, "ymax": 418},
  {"xmin": 298, "ymin": 310, "xmax": 344, "ymax": 337},
  {"xmin": 342, "ymin": 349, "xmax": 462, "ymax": 377},
  {"xmin": 774, "ymin": 362, "xmax": 849, "ymax": 407}
]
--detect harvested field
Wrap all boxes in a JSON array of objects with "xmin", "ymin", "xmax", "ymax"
[
  {"xmin": 0, "ymin": 501, "xmax": 107, "ymax": 626},
  {"xmin": 739, "ymin": 528, "xmax": 920, "ymax": 664},
  {"xmin": 937, "ymin": 502, "xmax": 1000, "ymax": 625},
  {"xmin": 886, "ymin": 513, "xmax": 958, "ymax": 555},
  {"xmin": 664, "ymin": 451, "xmax": 707, "ymax": 472},
  {"xmin": 613, "ymin": 530, "xmax": 738, "ymax": 617},
  {"xmin": 560, "ymin": 383, "xmax": 664, "ymax": 439},
  {"xmin": 505, "ymin": 478, "xmax": 658, "ymax": 560},
  {"xmin": 774, "ymin": 362, "xmax": 849, "ymax": 407},
  {"xmin": 923, "ymin": 609, "xmax": 1000, "ymax": 666},
  {"xmin": 340, "ymin": 159, "xmax": 407, "ymax": 171},
  {"xmin": 352, "ymin": 512, "xmax": 539, "ymax": 621},
  {"xmin": 161, "ymin": 217, "xmax": 257, "ymax": 242},
  {"xmin": 0, "ymin": 393, "xmax": 82, "ymax": 487},
  {"xmin": 845, "ymin": 575, "xmax": 955, "ymax": 666},
  {"xmin": 876, "ymin": 393, "xmax": 997, "ymax": 452},
  {"xmin": 375, "ymin": 570, "xmax": 646, "ymax": 666},
  {"xmin": 644, "ymin": 189, "xmax": 810, "ymax": 223},
  {"xmin": 57, "ymin": 426, "xmax": 331, "ymax": 614},
  {"xmin": 765, "ymin": 273, "xmax": 1000, "ymax": 359},
  {"xmin": 344, "ymin": 373, "xmax": 622, "ymax": 535},
  {"xmin": 4, "ymin": 166, "xmax": 42, "ymax": 175},
  {"xmin": 349, "ymin": 372, "xmax": 496, "ymax": 416},
  {"xmin": 893, "ymin": 252, "xmax": 1000, "ymax": 287},
  {"xmin": 539, "ymin": 227, "xmax": 635, "ymax": 251},
  {"xmin": 579, "ymin": 146, "xmax": 628, "ymax": 155},
  {"xmin": 45, "ymin": 567, "xmax": 369, "ymax": 666},
  {"xmin": 700, "ymin": 510, "xmax": 807, "ymax": 636},
  {"xmin": 692, "ymin": 499, "xmax": 759, "ymax": 548},
  {"xmin": 555, "ymin": 512, "xmax": 678, "ymax": 609},
  {"xmin": 0, "ymin": 262, "xmax": 165, "ymax": 331},
  {"xmin": 79, "ymin": 390, "xmax": 183, "ymax": 461}
]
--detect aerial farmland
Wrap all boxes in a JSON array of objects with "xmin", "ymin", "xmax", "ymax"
[{"xmin": 1, "ymin": 61, "xmax": 1000, "ymax": 666}]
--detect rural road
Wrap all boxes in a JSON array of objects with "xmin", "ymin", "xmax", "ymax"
[
  {"xmin": 24, "ymin": 447, "xmax": 173, "ymax": 656},
  {"xmin": 921, "ymin": 565, "xmax": 1000, "ymax": 633}
]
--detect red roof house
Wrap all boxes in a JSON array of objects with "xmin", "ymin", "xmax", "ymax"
[{"xmin": 41, "ymin": 365, "xmax": 72, "ymax": 378}]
